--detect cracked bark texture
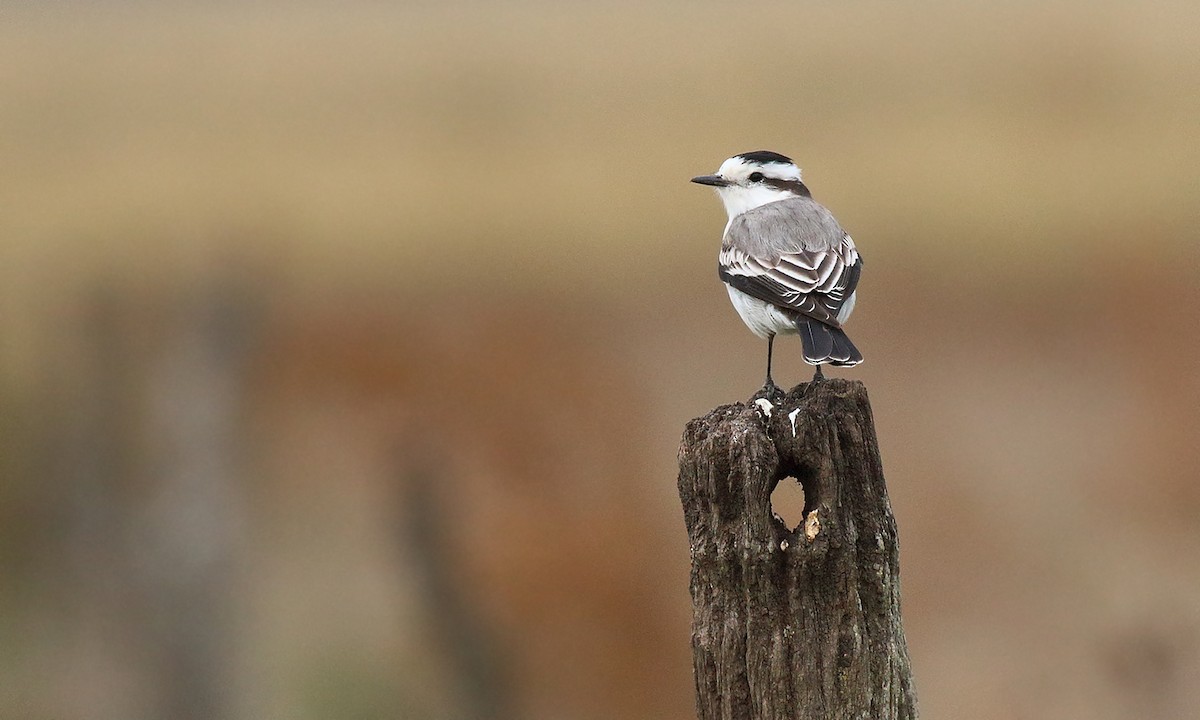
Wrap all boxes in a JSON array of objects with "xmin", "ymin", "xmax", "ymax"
[{"xmin": 677, "ymin": 379, "xmax": 917, "ymax": 720}]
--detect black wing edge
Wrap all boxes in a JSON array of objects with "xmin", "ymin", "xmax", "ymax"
[{"xmin": 717, "ymin": 255, "xmax": 864, "ymax": 327}]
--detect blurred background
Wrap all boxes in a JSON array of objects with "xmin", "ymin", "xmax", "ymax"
[{"xmin": 3, "ymin": 1, "xmax": 1199, "ymax": 718}]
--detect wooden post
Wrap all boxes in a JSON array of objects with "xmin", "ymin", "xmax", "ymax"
[{"xmin": 677, "ymin": 379, "xmax": 918, "ymax": 720}]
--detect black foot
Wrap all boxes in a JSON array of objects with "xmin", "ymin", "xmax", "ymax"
[
  {"xmin": 811, "ymin": 365, "xmax": 825, "ymax": 383},
  {"xmin": 753, "ymin": 378, "xmax": 785, "ymax": 402}
]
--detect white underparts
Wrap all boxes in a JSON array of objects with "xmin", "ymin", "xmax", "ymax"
[
  {"xmin": 836, "ymin": 290, "xmax": 857, "ymax": 325},
  {"xmin": 726, "ymin": 286, "xmax": 797, "ymax": 339}
]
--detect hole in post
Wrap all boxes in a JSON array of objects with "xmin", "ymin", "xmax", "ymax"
[{"xmin": 770, "ymin": 476, "xmax": 806, "ymax": 533}]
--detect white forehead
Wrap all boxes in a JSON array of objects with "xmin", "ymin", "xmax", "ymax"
[{"xmin": 717, "ymin": 156, "xmax": 802, "ymax": 181}]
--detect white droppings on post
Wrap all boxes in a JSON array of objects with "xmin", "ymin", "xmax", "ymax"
[
  {"xmin": 788, "ymin": 408, "xmax": 802, "ymax": 437},
  {"xmin": 754, "ymin": 398, "xmax": 774, "ymax": 418}
]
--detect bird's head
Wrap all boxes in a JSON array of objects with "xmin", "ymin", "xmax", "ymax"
[{"xmin": 691, "ymin": 150, "xmax": 810, "ymax": 219}]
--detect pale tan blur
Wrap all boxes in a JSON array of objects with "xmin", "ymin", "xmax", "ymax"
[{"xmin": 2, "ymin": 2, "xmax": 1199, "ymax": 719}]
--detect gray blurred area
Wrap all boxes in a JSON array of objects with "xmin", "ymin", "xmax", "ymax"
[{"xmin": 2, "ymin": 2, "xmax": 1199, "ymax": 719}]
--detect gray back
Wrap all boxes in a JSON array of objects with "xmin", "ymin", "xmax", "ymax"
[{"xmin": 725, "ymin": 197, "xmax": 846, "ymax": 261}]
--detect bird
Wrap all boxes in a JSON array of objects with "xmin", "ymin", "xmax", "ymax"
[{"xmin": 692, "ymin": 150, "xmax": 863, "ymax": 394}]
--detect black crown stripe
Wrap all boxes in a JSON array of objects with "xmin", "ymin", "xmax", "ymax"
[{"xmin": 735, "ymin": 150, "xmax": 795, "ymax": 165}]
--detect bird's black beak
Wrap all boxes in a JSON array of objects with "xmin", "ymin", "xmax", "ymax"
[{"xmin": 691, "ymin": 174, "xmax": 730, "ymax": 187}]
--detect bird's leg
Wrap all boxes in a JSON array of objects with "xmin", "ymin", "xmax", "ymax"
[
  {"xmin": 759, "ymin": 334, "xmax": 780, "ymax": 397},
  {"xmin": 812, "ymin": 364, "xmax": 825, "ymax": 383},
  {"xmin": 765, "ymin": 334, "xmax": 775, "ymax": 387}
]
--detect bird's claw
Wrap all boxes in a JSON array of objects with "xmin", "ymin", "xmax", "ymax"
[{"xmin": 753, "ymin": 379, "xmax": 785, "ymax": 403}]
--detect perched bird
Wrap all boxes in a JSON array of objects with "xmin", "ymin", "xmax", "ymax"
[{"xmin": 692, "ymin": 150, "xmax": 863, "ymax": 392}]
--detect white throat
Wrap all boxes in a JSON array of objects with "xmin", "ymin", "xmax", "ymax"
[{"xmin": 717, "ymin": 184, "xmax": 796, "ymax": 221}]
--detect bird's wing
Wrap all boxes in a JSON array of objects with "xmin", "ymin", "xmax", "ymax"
[{"xmin": 718, "ymin": 202, "xmax": 862, "ymax": 327}]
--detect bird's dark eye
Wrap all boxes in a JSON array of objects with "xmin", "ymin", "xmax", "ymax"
[{"xmin": 749, "ymin": 172, "xmax": 764, "ymax": 182}]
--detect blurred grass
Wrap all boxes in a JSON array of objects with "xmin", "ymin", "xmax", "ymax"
[
  {"xmin": 3, "ymin": 0, "xmax": 1197, "ymax": 412},
  {"xmin": 2, "ymin": 2, "xmax": 1200, "ymax": 719},
  {"xmin": 3, "ymin": 1, "xmax": 1198, "ymax": 293}
]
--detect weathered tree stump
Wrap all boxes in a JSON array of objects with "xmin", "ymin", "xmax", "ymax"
[{"xmin": 677, "ymin": 379, "xmax": 917, "ymax": 720}]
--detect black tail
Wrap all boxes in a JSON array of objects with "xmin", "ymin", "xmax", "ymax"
[{"xmin": 795, "ymin": 318, "xmax": 863, "ymax": 367}]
